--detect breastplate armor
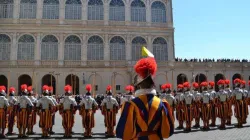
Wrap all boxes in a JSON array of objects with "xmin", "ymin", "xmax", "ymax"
[
  {"xmin": 0, "ymin": 97, "xmax": 8, "ymax": 108},
  {"xmin": 29, "ymin": 96, "xmax": 37, "ymax": 103},
  {"xmin": 233, "ymin": 89, "xmax": 243, "ymax": 100},
  {"xmin": 106, "ymin": 97, "xmax": 114, "ymax": 109},
  {"xmin": 40, "ymin": 97, "xmax": 52, "ymax": 109},
  {"xmin": 218, "ymin": 91, "xmax": 227, "ymax": 102},
  {"xmin": 166, "ymin": 95, "xmax": 175, "ymax": 106},
  {"xmin": 184, "ymin": 93, "xmax": 193, "ymax": 105},
  {"xmin": 175, "ymin": 93, "xmax": 183, "ymax": 102},
  {"xmin": 84, "ymin": 96, "xmax": 94, "ymax": 109},
  {"xmin": 19, "ymin": 96, "xmax": 32, "ymax": 108},
  {"xmin": 202, "ymin": 92, "xmax": 210, "ymax": 104},
  {"xmin": 63, "ymin": 97, "xmax": 73, "ymax": 110},
  {"xmin": 8, "ymin": 96, "xmax": 17, "ymax": 106},
  {"xmin": 194, "ymin": 92, "xmax": 202, "ymax": 101}
]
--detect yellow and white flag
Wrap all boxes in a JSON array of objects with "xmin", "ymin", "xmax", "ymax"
[{"xmin": 141, "ymin": 46, "xmax": 154, "ymax": 57}]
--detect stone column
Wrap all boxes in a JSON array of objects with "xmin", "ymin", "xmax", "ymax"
[
  {"xmin": 36, "ymin": 0, "xmax": 43, "ymax": 24},
  {"xmin": 167, "ymin": 0, "xmax": 173, "ymax": 27},
  {"xmin": 168, "ymin": 36, "xmax": 174, "ymax": 60},
  {"xmin": 125, "ymin": 1, "xmax": 131, "ymax": 25},
  {"xmin": 82, "ymin": 1, "xmax": 87, "ymax": 24},
  {"xmin": 104, "ymin": 1, "xmax": 109, "ymax": 25},
  {"xmin": 13, "ymin": 0, "xmax": 20, "ymax": 23},
  {"xmin": 104, "ymin": 34, "xmax": 109, "ymax": 60},
  {"xmin": 147, "ymin": 36, "xmax": 152, "ymax": 52},
  {"xmin": 59, "ymin": 0, "xmax": 65, "ymax": 24},
  {"xmin": 35, "ymin": 33, "xmax": 41, "ymax": 65},
  {"xmin": 58, "ymin": 34, "xmax": 64, "ymax": 65},
  {"xmin": 126, "ymin": 35, "xmax": 132, "ymax": 61},
  {"xmin": 10, "ymin": 33, "xmax": 17, "ymax": 61},
  {"xmin": 146, "ymin": 1, "xmax": 151, "ymax": 26},
  {"xmin": 81, "ymin": 34, "xmax": 87, "ymax": 66}
]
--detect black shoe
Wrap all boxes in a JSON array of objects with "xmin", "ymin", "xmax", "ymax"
[
  {"xmin": 0, "ymin": 134, "xmax": 6, "ymax": 138},
  {"xmin": 6, "ymin": 132, "xmax": 15, "ymax": 135},
  {"xmin": 176, "ymin": 126, "xmax": 184, "ymax": 129},
  {"xmin": 50, "ymin": 131, "xmax": 55, "ymax": 134},
  {"xmin": 209, "ymin": 124, "xmax": 216, "ymax": 127}
]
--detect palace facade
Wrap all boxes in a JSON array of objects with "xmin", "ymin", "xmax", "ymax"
[{"xmin": 0, "ymin": 0, "xmax": 249, "ymax": 95}]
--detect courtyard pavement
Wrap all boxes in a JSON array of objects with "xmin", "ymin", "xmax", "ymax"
[{"xmin": 4, "ymin": 110, "xmax": 250, "ymax": 140}]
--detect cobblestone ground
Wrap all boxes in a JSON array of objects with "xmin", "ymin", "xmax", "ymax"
[{"xmin": 5, "ymin": 110, "xmax": 250, "ymax": 140}]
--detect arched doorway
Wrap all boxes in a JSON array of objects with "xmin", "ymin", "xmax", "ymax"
[
  {"xmin": 177, "ymin": 74, "xmax": 188, "ymax": 85},
  {"xmin": 18, "ymin": 74, "xmax": 32, "ymax": 93},
  {"xmin": 0, "ymin": 75, "xmax": 8, "ymax": 90},
  {"xmin": 195, "ymin": 73, "xmax": 207, "ymax": 92},
  {"xmin": 65, "ymin": 74, "xmax": 79, "ymax": 95},
  {"xmin": 232, "ymin": 73, "xmax": 242, "ymax": 89},
  {"xmin": 41, "ymin": 74, "xmax": 56, "ymax": 94},
  {"xmin": 214, "ymin": 74, "xmax": 225, "ymax": 92}
]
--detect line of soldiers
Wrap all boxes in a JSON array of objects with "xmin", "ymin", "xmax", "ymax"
[
  {"xmin": 0, "ymin": 83, "xmax": 139, "ymax": 138},
  {"xmin": 158, "ymin": 79, "xmax": 250, "ymax": 131}
]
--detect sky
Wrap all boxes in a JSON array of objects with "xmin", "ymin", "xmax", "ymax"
[{"xmin": 173, "ymin": 0, "xmax": 250, "ymax": 59}]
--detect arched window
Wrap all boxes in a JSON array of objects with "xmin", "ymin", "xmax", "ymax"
[
  {"xmin": 132, "ymin": 37, "xmax": 146, "ymax": 61},
  {"xmin": 65, "ymin": 0, "xmax": 82, "ymax": 20},
  {"xmin": 151, "ymin": 1, "xmax": 166, "ymax": 23},
  {"xmin": 64, "ymin": 35, "xmax": 81, "ymax": 60},
  {"xmin": 87, "ymin": 36, "xmax": 104, "ymax": 60},
  {"xmin": 20, "ymin": 0, "xmax": 37, "ymax": 19},
  {"xmin": 88, "ymin": 0, "xmax": 104, "ymax": 20},
  {"xmin": 43, "ymin": 0, "xmax": 59, "ymax": 19},
  {"xmin": 0, "ymin": 34, "xmax": 11, "ymax": 60},
  {"xmin": 109, "ymin": 0, "xmax": 125, "ymax": 21},
  {"xmin": 110, "ymin": 36, "xmax": 125, "ymax": 60},
  {"xmin": 0, "ymin": 0, "xmax": 14, "ymax": 18},
  {"xmin": 41, "ymin": 35, "xmax": 58, "ymax": 60},
  {"xmin": 17, "ymin": 35, "xmax": 35, "ymax": 60},
  {"xmin": 153, "ymin": 37, "xmax": 168, "ymax": 61},
  {"xmin": 131, "ymin": 0, "xmax": 146, "ymax": 22}
]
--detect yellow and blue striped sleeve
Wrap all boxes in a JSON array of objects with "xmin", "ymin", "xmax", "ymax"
[
  {"xmin": 116, "ymin": 102, "xmax": 136, "ymax": 140},
  {"xmin": 161, "ymin": 101, "xmax": 175, "ymax": 138}
]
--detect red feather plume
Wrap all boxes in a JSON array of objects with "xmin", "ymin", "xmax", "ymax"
[
  {"xmin": 209, "ymin": 81, "xmax": 215, "ymax": 87},
  {"xmin": 125, "ymin": 85, "xmax": 134, "ymax": 92},
  {"xmin": 161, "ymin": 84, "xmax": 167, "ymax": 90},
  {"xmin": 192, "ymin": 82, "xmax": 199, "ymax": 88},
  {"xmin": 86, "ymin": 84, "xmax": 92, "ymax": 92},
  {"xmin": 27, "ymin": 86, "xmax": 33, "ymax": 92},
  {"xmin": 241, "ymin": 80, "xmax": 246, "ymax": 85},
  {"xmin": 106, "ymin": 85, "xmax": 112, "ymax": 91},
  {"xmin": 248, "ymin": 81, "xmax": 250, "ymax": 86},
  {"xmin": 177, "ymin": 84, "xmax": 184, "ymax": 89},
  {"xmin": 9, "ymin": 87, "xmax": 15, "ymax": 93},
  {"xmin": 134, "ymin": 57, "xmax": 157, "ymax": 79},
  {"xmin": 49, "ymin": 86, "xmax": 53, "ymax": 92},
  {"xmin": 21, "ymin": 84, "xmax": 27, "ymax": 91},
  {"xmin": 43, "ymin": 85, "xmax": 48, "ymax": 91},
  {"xmin": 165, "ymin": 84, "xmax": 171, "ymax": 89},
  {"xmin": 217, "ymin": 79, "xmax": 225, "ymax": 85},
  {"xmin": 183, "ymin": 82, "xmax": 190, "ymax": 88},
  {"xmin": 224, "ymin": 79, "xmax": 230, "ymax": 85},
  {"xmin": 234, "ymin": 78, "xmax": 241, "ymax": 84},
  {"xmin": 200, "ymin": 82, "xmax": 208, "ymax": 87}
]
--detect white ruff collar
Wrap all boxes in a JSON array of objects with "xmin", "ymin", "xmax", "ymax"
[{"xmin": 135, "ymin": 89, "xmax": 157, "ymax": 97}]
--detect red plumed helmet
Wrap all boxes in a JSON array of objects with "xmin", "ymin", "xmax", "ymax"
[
  {"xmin": 192, "ymin": 82, "xmax": 199, "ymax": 88},
  {"xmin": 9, "ymin": 87, "xmax": 15, "ymax": 93},
  {"xmin": 125, "ymin": 85, "xmax": 134, "ymax": 92},
  {"xmin": 165, "ymin": 83, "xmax": 171, "ymax": 89},
  {"xmin": 43, "ymin": 85, "xmax": 49, "ymax": 91},
  {"xmin": 134, "ymin": 57, "xmax": 157, "ymax": 79},
  {"xmin": 161, "ymin": 84, "xmax": 167, "ymax": 90},
  {"xmin": 224, "ymin": 79, "xmax": 230, "ymax": 85},
  {"xmin": 49, "ymin": 86, "xmax": 53, "ymax": 92},
  {"xmin": 21, "ymin": 84, "xmax": 27, "ymax": 91},
  {"xmin": 27, "ymin": 86, "xmax": 33, "ymax": 92},
  {"xmin": 177, "ymin": 84, "xmax": 184, "ymax": 89},
  {"xmin": 106, "ymin": 85, "xmax": 112, "ymax": 91},
  {"xmin": 234, "ymin": 78, "xmax": 241, "ymax": 84},
  {"xmin": 86, "ymin": 84, "xmax": 92, "ymax": 92},
  {"xmin": 200, "ymin": 82, "xmax": 208, "ymax": 87},
  {"xmin": 64, "ymin": 85, "xmax": 71, "ymax": 92},
  {"xmin": 241, "ymin": 80, "xmax": 246, "ymax": 85},
  {"xmin": 209, "ymin": 81, "xmax": 215, "ymax": 87},
  {"xmin": 249, "ymin": 81, "xmax": 250, "ymax": 86},
  {"xmin": 0, "ymin": 86, "xmax": 5, "ymax": 91},
  {"xmin": 217, "ymin": 79, "xmax": 225, "ymax": 85},
  {"xmin": 183, "ymin": 82, "xmax": 190, "ymax": 88}
]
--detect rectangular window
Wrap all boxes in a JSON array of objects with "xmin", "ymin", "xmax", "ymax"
[
  {"xmin": 95, "ymin": 85, "xmax": 98, "ymax": 91},
  {"xmin": 0, "ymin": 4, "xmax": 13, "ymax": 19},
  {"xmin": 116, "ymin": 85, "xmax": 121, "ymax": 91}
]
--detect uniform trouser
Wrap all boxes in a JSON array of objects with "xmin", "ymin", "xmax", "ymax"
[
  {"xmin": 184, "ymin": 105, "xmax": 193, "ymax": 129},
  {"xmin": 227, "ymin": 100, "xmax": 233, "ymax": 124},
  {"xmin": 62, "ymin": 110, "xmax": 74, "ymax": 137},
  {"xmin": 17, "ymin": 109, "xmax": 29, "ymax": 136},
  {"xmin": 0, "ymin": 109, "xmax": 7, "ymax": 135},
  {"xmin": 39, "ymin": 110, "xmax": 52, "ymax": 136},
  {"xmin": 7, "ymin": 107, "xmax": 15, "ymax": 133},
  {"xmin": 234, "ymin": 100, "xmax": 245, "ymax": 126},
  {"xmin": 104, "ymin": 109, "xmax": 116, "ymax": 136},
  {"xmin": 193, "ymin": 102, "xmax": 201, "ymax": 125},
  {"xmin": 210, "ymin": 103, "xmax": 217, "ymax": 125},
  {"xmin": 202, "ymin": 103, "xmax": 211, "ymax": 128},
  {"xmin": 176, "ymin": 104, "xmax": 184, "ymax": 127},
  {"xmin": 217, "ymin": 102, "xmax": 228, "ymax": 127},
  {"xmin": 28, "ymin": 110, "xmax": 36, "ymax": 132},
  {"xmin": 243, "ymin": 99, "xmax": 249, "ymax": 123},
  {"xmin": 81, "ymin": 109, "xmax": 95, "ymax": 136}
]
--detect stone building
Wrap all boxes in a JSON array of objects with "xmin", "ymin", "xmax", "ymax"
[{"xmin": 0, "ymin": 0, "xmax": 249, "ymax": 96}]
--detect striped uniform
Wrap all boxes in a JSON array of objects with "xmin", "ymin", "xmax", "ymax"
[
  {"xmin": 116, "ymin": 93, "xmax": 174, "ymax": 140},
  {"xmin": 0, "ymin": 96, "xmax": 9, "ymax": 134}
]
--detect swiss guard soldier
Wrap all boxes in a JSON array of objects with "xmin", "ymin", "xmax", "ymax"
[
  {"xmin": 216, "ymin": 80, "xmax": 228, "ymax": 129},
  {"xmin": 59, "ymin": 85, "xmax": 77, "ymax": 138},
  {"xmin": 208, "ymin": 81, "xmax": 217, "ymax": 126},
  {"xmin": 0, "ymin": 86, "xmax": 9, "ymax": 138},
  {"xmin": 240, "ymin": 80, "xmax": 249, "ymax": 124},
  {"xmin": 48, "ymin": 86, "xmax": 58, "ymax": 134},
  {"xmin": 200, "ymin": 82, "xmax": 212, "ymax": 130},
  {"xmin": 192, "ymin": 82, "xmax": 202, "ymax": 128},
  {"xmin": 7, "ymin": 87, "xmax": 17, "ymax": 135},
  {"xmin": 27, "ymin": 86, "xmax": 37, "ymax": 135},
  {"xmin": 183, "ymin": 82, "xmax": 195, "ymax": 132},
  {"xmin": 159, "ymin": 84, "xmax": 167, "ymax": 100},
  {"xmin": 36, "ymin": 85, "xmax": 56, "ymax": 138},
  {"xmin": 116, "ymin": 47, "xmax": 174, "ymax": 139},
  {"xmin": 79, "ymin": 84, "xmax": 98, "ymax": 137},
  {"xmin": 120, "ymin": 85, "xmax": 135, "ymax": 112},
  {"xmin": 101, "ymin": 85, "xmax": 119, "ymax": 137},
  {"xmin": 175, "ymin": 84, "xmax": 185, "ymax": 129},
  {"xmin": 15, "ymin": 84, "xmax": 34, "ymax": 138},
  {"xmin": 160, "ymin": 84, "xmax": 176, "ymax": 118},
  {"xmin": 224, "ymin": 79, "xmax": 233, "ymax": 125}
]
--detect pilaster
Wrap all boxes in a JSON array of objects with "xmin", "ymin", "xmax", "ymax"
[
  {"xmin": 36, "ymin": 0, "xmax": 43, "ymax": 24},
  {"xmin": 82, "ymin": 0, "xmax": 87, "ymax": 24},
  {"xmin": 58, "ymin": 34, "xmax": 64, "ymax": 65},
  {"xmin": 13, "ymin": 0, "xmax": 20, "ymax": 23},
  {"xmin": 81, "ymin": 34, "xmax": 87, "ymax": 61},
  {"xmin": 104, "ymin": 0, "xmax": 109, "ymax": 25},
  {"xmin": 104, "ymin": 34, "xmax": 109, "ymax": 60},
  {"xmin": 125, "ymin": 0, "xmax": 131, "ymax": 25},
  {"xmin": 146, "ymin": 0, "xmax": 151, "ymax": 26},
  {"xmin": 59, "ymin": 0, "xmax": 65, "ymax": 24},
  {"xmin": 35, "ymin": 33, "xmax": 41, "ymax": 65},
  {"xmin": 126, "ymin": 35, "xmax": 132, "ymax": 61},
  {"xmin": 10, "ymin": 33, "xmax": 17, "ymax": 61}
]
